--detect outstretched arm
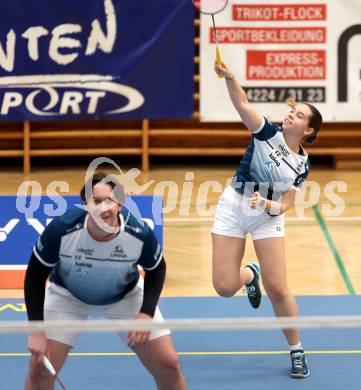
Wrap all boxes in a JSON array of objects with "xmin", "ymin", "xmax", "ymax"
[{"xmin": 215, "ymin": 62, "xmax": 263, "ymax": 132}]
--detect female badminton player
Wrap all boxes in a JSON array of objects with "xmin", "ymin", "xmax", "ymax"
[
  {"xmin": 211, "ymin": 61, "xmax": 322, "ymax": 378},
  {"xmin": 24, "ymin": 172, "xmax": 187, "ymax": 389}
]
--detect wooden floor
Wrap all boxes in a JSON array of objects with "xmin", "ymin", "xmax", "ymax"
[{"xmin": 0, "ymin": 163, "xmax": 360, "ymax": 298}]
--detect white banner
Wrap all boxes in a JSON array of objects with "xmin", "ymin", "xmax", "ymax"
[{"xmin": 200, "ymin": 0, "xmax": 361, "ymax": 122}]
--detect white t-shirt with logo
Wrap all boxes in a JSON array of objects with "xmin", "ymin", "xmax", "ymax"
[
  {"xmin": 231, "ymin": 117, "xmax": 310, "ymax": 201},
  {"xmin": 33, "ymin": 208, "xmax": 162, "ymax": 305}
]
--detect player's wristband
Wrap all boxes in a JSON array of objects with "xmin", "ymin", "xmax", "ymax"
[{"xmin": 225, "ymin": 74, "xmax": 235, "ymax": 81}]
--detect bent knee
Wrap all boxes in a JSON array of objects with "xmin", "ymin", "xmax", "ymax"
[
  {"xmin": 160, "ymin": 353, "xmax": 182, "ymax": 376},
  {"xmin": 213, "ymin": 280, "xmax": 237, "ymax": 297},
  {"xmin": 28, "ymin": 364, "xmax": 54, "ymax": 383}
]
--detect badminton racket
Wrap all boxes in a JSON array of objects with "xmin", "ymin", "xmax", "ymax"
[
  {"xmin": 43, "ymin": 356, "xmax": 67, "ymax": 390},
  {"xmin": 192, "ymin": 0, "xmax": 229, "ymax": 77}
]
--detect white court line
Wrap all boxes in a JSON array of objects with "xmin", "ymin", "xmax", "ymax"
[
  {"xmin": 326, "ymin": 217, "xmax": 361, "ymax": 221},
  {"xmin": 164, "ymin": 216, "xmax": 361, "ymax": 222},
  {"xmin": 164, "ymin": 217, "xmax": 314, "ymax": 222},
  {"xmin": 164, "ymin": 217, "xmax": 213, "ymax": 222}
]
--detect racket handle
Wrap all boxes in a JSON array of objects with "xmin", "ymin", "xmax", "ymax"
[
  {"xmin": 215, "ymin": 46, "xmax": 224, "ymax": 78},
  {"xmin": 43, "ymin": 356, "xmax": 56, "ymax": 376}
]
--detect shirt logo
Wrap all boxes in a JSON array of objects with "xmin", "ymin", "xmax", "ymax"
[
  {"xmin": 75, "ymin": 267, "xmax": 89, "ymax": 277},
  {"xmin": 77, "ymin": 248, "xmax": 94, "ymax": 256},
  {"xmin": 269, "ymin": 152, "xmax": 281, "ymax": 167},
  {"xmin": 278, "ymin": 144, "xmax": 290, "ymax": 157},
  {"xmin": 75, "ymin": 261, "xmax": 92, "ymax": 268},
  {"xmin": 111, "ymin": 245, "xmax": 127, "ymax": 259},
  {"xmin": 264, "ymin": 161, "xmax": 274, "ymax": 172},
  {"xmin": 296, "ymin": 161, "xmax": 304, "ymax": 173}
]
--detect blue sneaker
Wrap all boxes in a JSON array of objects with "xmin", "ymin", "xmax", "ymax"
[
  {"xmin": 245, "ymin": 262, "xmax": 261, "ymax": 309},
  {"xmin": 290, "ymin": 349, "xmax": 310, "ymax": 378}
]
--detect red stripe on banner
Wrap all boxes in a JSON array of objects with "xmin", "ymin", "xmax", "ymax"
[
  {"xmin": 209, "ymin": 27, "xmax": 326, "ymax": 44},
  {"xmin": 0, "ymin": 270, "xmax": 26, "ymax": 288},
  {"xmin": 233, "ymin": 4, "xmax": 327, "ymax": 21},
  {"xmin": 247, "ymin": 50, "xmax": 326, "ymax": 80}
]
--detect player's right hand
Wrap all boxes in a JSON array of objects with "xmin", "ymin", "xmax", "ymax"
[
  {"xmin": 214, "ymin": 62, "xmax": 233, "ymax": 79},
  {"xmin": 127, "ymin": 313, "xmax": 152, "ymax": 348},
  {"xmin": 28, "ymin": 331, "xmax": 47, "ymax": 364}
]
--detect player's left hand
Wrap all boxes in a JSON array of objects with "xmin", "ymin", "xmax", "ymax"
[{"xmin": 127, "ymin": 313, "xmax": 152, "ymax": 348}]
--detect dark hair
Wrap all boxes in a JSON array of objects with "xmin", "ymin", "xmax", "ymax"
[
  {"xmin": 80, "ymin": 171, "xmax": 125, "ymax": 204},
  {"xmin": 304, "ymin": 103, "xmax": 323, "ymax": 143}
]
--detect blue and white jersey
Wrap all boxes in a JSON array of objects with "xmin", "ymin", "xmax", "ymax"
[
  {"xmin": 33, "ymin": 208, "xmax": 162, "ymax": 305},
  {"xmin": 231, "ymin": 117, "xmax": 310, "ymax": 200}
]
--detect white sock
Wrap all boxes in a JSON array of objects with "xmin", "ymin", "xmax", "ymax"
[
  {"xmin": 289, "ymin": 342, "xmax": 302, "ymax": 351},
  {"xmin": 246, "ymin": 267, "xmax": 254, "ymax": 285}
]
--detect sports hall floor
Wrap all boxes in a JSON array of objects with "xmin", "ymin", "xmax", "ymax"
[{"xmin": 0, "ymin": 163, "xmax": 360, "ymax": 389}]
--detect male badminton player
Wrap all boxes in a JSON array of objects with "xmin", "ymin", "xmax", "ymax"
[
  {"xmin": 24, "ymin": 172, "xmax": 187, "ymax": 389},
  {"xmin": 211, "ymin": 61, "xmax": 322, "ymax": 378}
]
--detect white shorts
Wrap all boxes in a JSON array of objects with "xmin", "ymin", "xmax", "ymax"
[
  {"xmin": 212, "ymin": 186, "xmax": 285, "ymax": 240},
  {"xmin": 44, "ymin": 281, "xmax": 170, "ymax": 347}
]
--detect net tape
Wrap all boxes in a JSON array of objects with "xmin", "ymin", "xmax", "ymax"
[{"xmin": 1, "ymin": 316, "xmax": 361, "ymax": 333}]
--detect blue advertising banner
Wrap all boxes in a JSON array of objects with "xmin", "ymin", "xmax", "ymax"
[
  {"xmin": 0, "ymin": 0, "xmax": 194, "ymax": 120},
  {"xmin": 0, "ymin": 195, "xmax": 163, "ymax": 267}
]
